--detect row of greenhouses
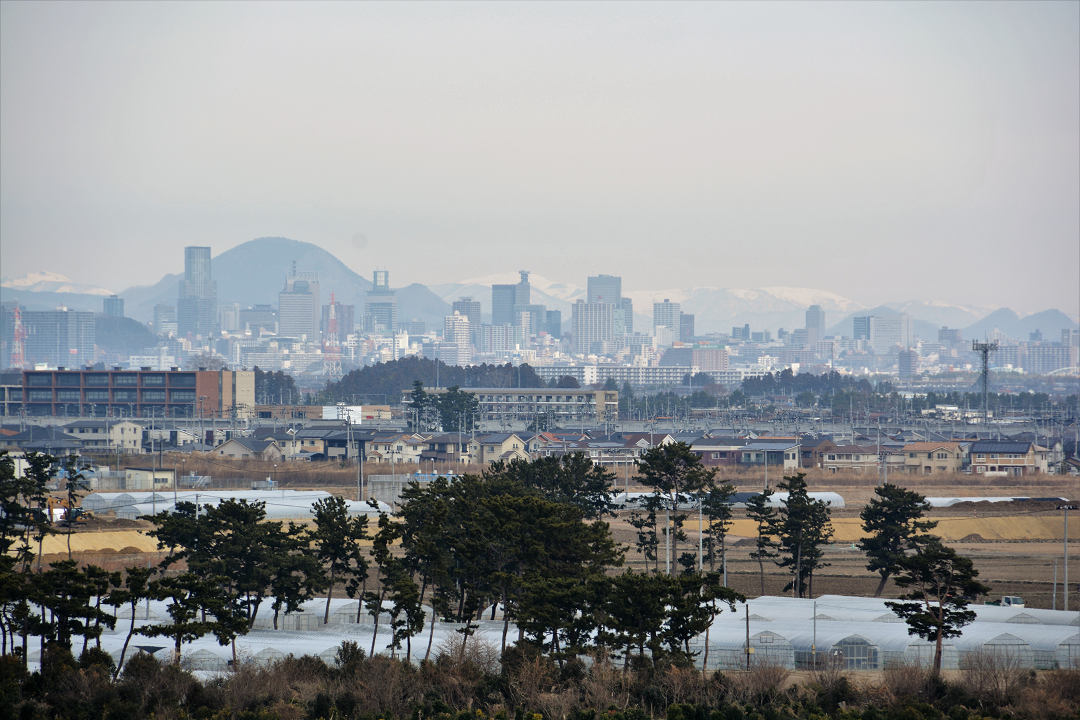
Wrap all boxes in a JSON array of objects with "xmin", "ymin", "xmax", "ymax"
[
  {"xmin": 82, "ymin": 489, "xmax": 389, "ymax": 519},
  {"xmin": 34, "ymin": 593, "xmax": 1077, "ymax": 676},
  {"xmin": 692, "ymin": 596, "xmax": 1079, "ymax": 671}
]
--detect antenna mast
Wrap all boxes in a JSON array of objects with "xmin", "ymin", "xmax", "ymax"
[
  {"xmin": 971, "ymin": 340, "xmax": 999, "ymax": 429},
  {"xmin": 10, "ymin": 306, "xmax": 26, "ymax": 369}
]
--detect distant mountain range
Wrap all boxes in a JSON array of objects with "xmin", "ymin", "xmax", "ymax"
[{"xmin": 3, "ymin": 237, "xmax": 1077, "ymax": 340}]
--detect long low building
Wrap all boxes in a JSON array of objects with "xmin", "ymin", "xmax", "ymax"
[
  {"xmin": 15, "ymin": 368, "xmax": 255, "ymax": 419},
  {"xmin": 418, "ymin": 387, "xmax": 619, "ymax": 424}
]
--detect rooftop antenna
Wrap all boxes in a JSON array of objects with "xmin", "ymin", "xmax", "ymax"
[{"xmin": 972, "ymin": 339, "xmax": 999, "ymax": 430}]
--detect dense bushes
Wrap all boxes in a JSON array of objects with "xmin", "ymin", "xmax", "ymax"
[{"xmin": 4, "ymin": 642, "xmax": 1077, "ymax": 720}]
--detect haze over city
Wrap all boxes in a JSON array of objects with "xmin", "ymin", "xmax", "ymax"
[{"xmin": 2, "ymin": 1, "xmax": 1078, "ymax": 314}]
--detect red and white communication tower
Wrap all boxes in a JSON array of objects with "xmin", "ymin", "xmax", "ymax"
[
  {"xmin": 9, "ymin": 306, "xmax": 26, "ymax": 369},
  {"xmin": 322, "ymin": 292, "xmax": 343, "ymax": 378}
]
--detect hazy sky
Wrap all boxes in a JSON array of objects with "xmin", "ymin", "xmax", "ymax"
[{"xmin": 2, "ymin": 1, "xmax": 1077, "ymax": 313}]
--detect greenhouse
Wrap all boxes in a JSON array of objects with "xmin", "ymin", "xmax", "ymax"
[
  {"xmin": 105, "ymin": 492, "xmax": 389, "ymax": 520},
  {"xmin": 698, "ymin": 596, "xmax": 1078, "ymax": 671},
  {"xmin": 692, "ymin": 629, "xmax": 795, "ymax": 670},
  {"xmin": 20, "ymin": 593, "xmax": 1080, "ymax": 676}
]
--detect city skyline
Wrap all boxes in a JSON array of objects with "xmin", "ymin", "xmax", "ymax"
[{"xmin": 1, "ymin": 2, "xmax": 1077, "ymax": 313}]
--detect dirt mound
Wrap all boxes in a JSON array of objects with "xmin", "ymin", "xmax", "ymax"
[{"xmin": 959, "ymin": 533, "xmax": 987, "ymax": 543}]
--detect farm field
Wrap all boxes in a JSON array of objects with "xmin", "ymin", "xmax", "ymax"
[{"xmin": 57, "ymin": 469, "xmax": 1080, "ymax": 609}]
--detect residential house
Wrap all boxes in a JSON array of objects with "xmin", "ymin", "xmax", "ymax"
[
  {"xmin": 819, "ymin": 445, "xmax": 885, "ymax": 474},
  {"xmin": 969, "ymin": 441, "xmax": 1049, "ymax": 476},
  {"xmin": 420, "ymin": 433, "xmax": 479, "ymax": 467},
  {"xmin": 212, "ymin": 437, "xmax": 286, "ymax": 462},
  {"xmin": 739, "ymin": 441, "xmax": 801, "ymax": 471},
  {"xmin": 0, "ymin": 426, "xmax": 82, "ymax": 455},
  {"xmin": 123, "ymin": 467, "xmax": 176, "ymax": 491},
  {"xmin": 367, "ymin": 432, "xmax": 426, "ymax": 465},
  {"xmin": 798, "ymin": 437, "xmax": 837, "ymax": 469},
  {"xmin": 476, "ymin": 433, "xmax": 530, "ymax": 464},
  {"xmin": 901, "ymin": 441, "xmax": 967, "ymax": 474},
  {"xmin": 64, "ymin": 420, "xmax": 143, "ymax": 453},
  {"xmin": 293, "ymin": 426, "xmax": 363, "ymax": 461},
  {"xmin": 689, "ymin": 436, "xmax": 745, "ymax": 467}
]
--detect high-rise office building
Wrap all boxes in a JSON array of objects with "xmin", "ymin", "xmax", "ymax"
[
  {"xmin": 103, "ymin": 295, "xmax": 124, "ymax": 318},
  {"xmin": 587, "ymin": 275, "xmax": 621, "ymax": 304},
  {"xmin": 239, "ymin": 305, "xmax": 277, "ymax": 334},
  {"xmin": 853, "ymin": 314, "xmax": 911, "ymax": 353},
  {"xmin": 453, "ymin": 297, "xmax": 483, "ymax": 345},
  {"xmin": 442, "ymin": 311, "xmax": 473, "ymax": 366},
  {"xmin": 617, "ymin": 297, "xmax": 634, "ymax": 336},
  {"xmin": 278, "ymin": 272, "xmax": 320, "ymax": 340},
  {"xmin": 852, "ymin": 316, "xmax": 872, "ymax": 341},
  {"xmin": 365, "ymin": 270, "xmax": 398, "ymax": 334},
  {"xmin": 321, "ymin": 300, "xmax": 355, "ymax": 339},
  {"xmin": 571, "ymin": 300, "xmax": 614, "ymax": 355},
  {"xmin": 805, "ymin": 304, "xmax": 825, "ymax": 344},
  {"xmin": 898, "ymin": 349, "xmax": 919, "ymax": 379},
  {"xmin": 514, "ymin": 270, "xmax": 531, "ymax": 308},
  {"xmin": 491, "ymin": 284, "xmax": 516, "ymax": 326},
  {"xmin": 653, "ymin": 299, "xmax": 681, "ymax": 341},
  {"xmin": 588, "ymin": 275, "xmax": 633, "ymax": 337},
  {"xmin": 545, "ymin": 310, "xmax": 562, "ymax": 338},
  {"xmin": 679, "ymin": 313, "xmax": 695, "ymax": 342},
  {"xmin": 492, "ymin": 271, "xmax": 532, "ymax": 327},
  {"xmin": 177, "ymin": 246, "xmax": 217, "ymax": 337},
  {"xmin": 153, "ymin": 304, "xmax": 178, "ymax": 336},
  {"xmin": 451, "ymin": 297, "xmax": 482, "ymax": 326},
  {"xmin": 10, "ymin": 308, "xmax": 96, "ymax": 368}
]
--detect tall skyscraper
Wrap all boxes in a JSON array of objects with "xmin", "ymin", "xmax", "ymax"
[
  {"xmin": 571, "ymin": 300, "xmax": 614, "ymax": 354},
  {"xmin": 451, "ymin": 297, "xmax": 482, "ymax": 326},
  {"xmin": 545, "ymin": 310, "xmax": 562, "ymax": 338},
  {"xmin": 278, "ymin": 271, "xmax": 320, "ymax": 340},
  {"xmin": 653, "ymin": 299, "xmax": 681, "ymax": 341},
  {"xmin": 153, "ymin": 304, "xmax": 177, "ymax": 336},
  {"xmin": 442, "ymin": 311, "xmax": 473, "ymax": 366},
  {"xmin": 679, "ymin": 312, "xmax": 695, "ymax": 342},
  {"xmin": 491, "ymin": 284, "xmax": 516, "ymax": 326},
  {"xmin": 365, "ymin": 270, "xmax": 398, "ymax": 333},
  {"xmin": 898, "ymin": 349, "xmax": 919, "ymax": 379},
  {"xmin": 177, "ymin": 246, "xmax": 217, "ymax": 337},
  {"xmin": 103, "ymin": 295, "xmax": 124, "ymax": 318},
  {"xmin": 853, "ymin": 314, "xmax": 910, "ymax": 353},
  {"xmin": 805, "ymin": 304, "xmax": 825, "ymax": 345},
  {"xmin": 587, "ymin": 274, "xmax": 621, "ymax": 304},
  {"xmin": 492, "ymin": 271, "xmax": 532, "ymax": 327},
  {"xmin": 321, "ymin": 299, "xmax": 355, "ymax": 338},
  {"xmin": 617, "ymin": 297, "xmax": 634, "ymax": 336},
  {"xmin": 515, "ymin": 270, "xmax": 531, "ymax": 307},
  {"xmin": 589, "ymin": 274, "xmax": 633, "ymax": 337},
  {"xmin": 17, "ymin": 308, "xmax": 95, "ymax": 368},
  {"xmin": 852, "ymin": 316, "xmax": 872, "ymax": 341}
]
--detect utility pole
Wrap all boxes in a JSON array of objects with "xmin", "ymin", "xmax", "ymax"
[
  {"xmin": 745, "ymin": 603, "xmax": 751, "ymax": 670},
  {"xmin": 1052, "ymin": 559, "xmax": 1057, "ymax": 611}
]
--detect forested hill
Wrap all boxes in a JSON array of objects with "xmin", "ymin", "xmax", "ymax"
[{"xmin": 317, "ymin": 357, "xmax": 549, "ymax": 403}]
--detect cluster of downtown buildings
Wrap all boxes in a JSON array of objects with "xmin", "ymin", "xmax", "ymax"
[{"xmin": 2, "ymin": 246, "xmax": 1078, "ymax": 406}]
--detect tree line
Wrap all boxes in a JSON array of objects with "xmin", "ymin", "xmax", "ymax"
[{"xmin": 2, "ymin": 446, "xmax": 988, "ymax": 679}]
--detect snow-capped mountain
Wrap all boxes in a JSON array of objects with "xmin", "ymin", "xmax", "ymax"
[{"xmin": 1, "ymin": 271, "xmax": 115, "ymax": 296}]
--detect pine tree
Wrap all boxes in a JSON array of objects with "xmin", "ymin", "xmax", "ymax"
[
  {"xmin": 885, "ymin": 537, "xmax": 990, "ymax": 674},
  {"xmin": 859, "ymin": 483, "xmax": 937, "ymax": 596},
  {"xmin": 775, "ymin": 472, "xmax": 833, "ymax": 598},
  {"xmin": 744, "ymin": 488, "xmax": 778, "ymax": 595}
]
